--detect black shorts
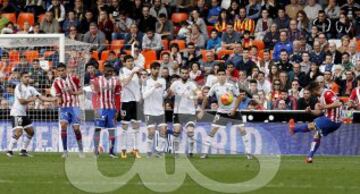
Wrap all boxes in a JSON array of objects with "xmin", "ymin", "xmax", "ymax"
[
  {"xmin": 11, "ymin": 116, "xmax": 32, "ymax": 129},
  {"xmin": 212, "ymin": 112, "xmax": 243, "ymax": 127},
  {"xmin": 145, "ymin": 115, "xmax": 167, "ymax": 128},
  {"xmin": 121, "ymin": 101, "xmax": 144, "ymax": 123},
  {"xmin": 173, "ymin": 114, "xmax": 196, "ymax": 127}
]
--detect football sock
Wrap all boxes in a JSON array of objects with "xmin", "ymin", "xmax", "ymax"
[
  {"xmin": 147, "ymin": 136, "xmax": 154, "ymax": 153},
  {"xmin": 61, "ymin": 128, "xmax": 67, "ymax": 151},
  {"xmin": 294, "ymin": 124, "xmax": 311, "ymax": 133},
  {"xmin": 158, "ymin": 135, "xmax": 167, "ymax": 153},
  {"xmin": 203, "ymin": 135, "xmax": 213, "ymax": 154},
  {"xmin": 74, "ymin": 129, "xmax": 83, "ymax": 152},
  {"xmin": 8, "ymin": 135, "xmax": 18, "ymax": 151},
  {"xmin": 21, "ymin": 133, "xmax": 33, "ymax": 151},
  {"xmin": 307, "ymin": 137, "xmax": 321, "ymax": 158},
  {"xmin": 108, "ymin": 129, "xmax": 116, "ymax": 154},
  {"xmin": 173, "ymin": 134, "xmax": 180, "ymax": 153},
  {"xmin": 133, "ymin": 128, "xmax": 139, "ymax": 150},
  {"xmin": 93, "ymin": 128, "xmax": 101, "ymax": 154},
  {"xmin": 120, "ymin": 128, "xmax": 127, "ymax": 152}
]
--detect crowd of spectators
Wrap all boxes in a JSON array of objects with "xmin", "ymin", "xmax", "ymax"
[{"xmin": 0, "ymin": 0, "xmax": 360, "ymax": 112}]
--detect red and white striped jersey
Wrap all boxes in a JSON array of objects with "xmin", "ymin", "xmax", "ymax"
[
  {"xmin": 320, "ymin": 89, "xmax": 342, "ymax": 123},
  {"xmin": 349, "ymin": 87, "xmax": 360, "ymax": 108},
  {"xmin": 91, "ymin": 76, "xmax": 121, "ymax": 110},
  {"xmin": 52, "ymin": 75, "xmax": 81, "ymax": 107}
]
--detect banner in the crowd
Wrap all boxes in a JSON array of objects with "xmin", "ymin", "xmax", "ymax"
[{"xmin": 0, "ymin": 122, "xmax": 359, "ymax": 155}]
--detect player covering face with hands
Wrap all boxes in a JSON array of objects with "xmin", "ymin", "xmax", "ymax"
[{"xmin": 7, "ymin": 71, "xmax": 57, "ymax": 157}]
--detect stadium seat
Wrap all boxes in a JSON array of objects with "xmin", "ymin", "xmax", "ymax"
[
  {"xmin": 38, "ymin": 14, "xmax": 45, "ymax": 23},
  {"xmin": 207, "ymin": 25, "xmax": 214, "ymax": 37},
  {"xmin": 252, "ymin": 40, "xmax": 265, "ymax": 50},
  {"xmin": 24, "ymin": 50, "xmax": 39, "ymax": 62},
  {"xmin": 17, "ymin": 13, "xmax": 35, "ymax": 28},
  {"xmin": 258, "ymin": 49, "xmax": 264, "ymax": 59},
  {"xmin": 8, "ymin": 50, "xmax": 19, "ymax": 62},
  {"xmin": 98, "ymin": 60, "xmax": 105, "ymax": 72},
  {"xmin": 43, "ymin": 51, "xmax": 55, "ymax": 58},
  {"xmin": 110, "ymin": 40, "xmax": 124, "ymax": 50},
  {"xmin": 171, "ymin": 13, "xmax": 188, "ymax": 24},
  {"xmin": 101, "ymin": 50, "xmax": 110, "ymax": 60},
  {"xmin": 169, "ymin": 40, "xmax": 186, "ymax": 50},
  {"xmin": 142, "ymin": 50, "xmax": 157, "ymax": 69},
  {"xmin": 162, "ymin": 39, "xmax": 169, "ymax": 50},
  {"xmin": 1, "ymin": 13, "xmax": 16, "ymax": 24},
  {"xmin": 217, "ymin": 50, "xmax": 234, "ymax": 60},
  {"xmin": 91, "ymin": 51, "xmax": 99, "ymax": 60}
]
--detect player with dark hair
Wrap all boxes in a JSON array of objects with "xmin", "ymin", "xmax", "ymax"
[
  {"xmin": 119, "ymin": 55, "xmax": 142, "ymax": 159},
  {"xmin": 142, "ymin": 62, "xmax": 167, "ymax": 157},
  {"xmin": 197, "ymin": 65, "xmax": 251, "ymax": 159},
  {"xmin": 168, "ymin": 66, "xmax": 199, "ymax": 157},
  {"xmin": 7, "ymin": 71, "xmax": 57, "ymax": 157},
  {"xmin": 91, "ymin": 65, "xmax": 121, "ymax": 158},
  {"xmin": 289, "ymin": 82, "xmax": 343, "ymax": 163},
  {"xmin": 52, "ymin": 63, "xmax": 84, "ymax": 158}
]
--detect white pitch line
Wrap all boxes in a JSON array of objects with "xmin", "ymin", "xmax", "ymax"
[{"xmin": 0, "ymin": 180, "xmax": 360, "ymax": 190}]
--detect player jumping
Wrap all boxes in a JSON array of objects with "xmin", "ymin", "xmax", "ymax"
[
  {"xmin": 119, "ymin": 55, "xmax": 142, "ymax": 159},
  {"xmin": 142, "ymin": 62, "xmax": 167, "ymax": 157},
  {"xmin": 197, "ymin": 66, "xmax": 250, "ymax": 159},
  {"xmin": 168, "ymin": 66, "xmax": 199, "ymax": 157},
  {"xmin": 52, "ymin": 63, "xmax": 84, "ymax": 158},
  {"xmin": 289, "ymin": 82, "xmax": 343, "ymax": 163},
  {"xmin": 6, "ymin": 71, "xmax": 57, "ymax": 157},
  {"xmin": 92, "ymin": 65, "xmax": 121, "ymax": 158}
]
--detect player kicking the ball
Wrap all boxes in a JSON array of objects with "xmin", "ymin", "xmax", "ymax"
[
  {"xmin": 289, "ymin": 82, "xmax": 343, "ymax": 163},
  {"xmin": 119, "ymin": 55, "xmax": 142, "ymax": 159},
  {"xmin": 142, "ymin": 62, "xmax": 167, "ymax": 157},
  {"xmin": 197, "ymin": 66, "xmax": 250, "ymax": 159},
  {"xmin": 52, "ymin": 63, "xmax": 84, "ymax": 158},
  {"xmin": 6, "ymin": 71, "xmax": 57, "ymax": 157},
  {"xmin": 91, "ymin": 65, "xmax": 121, "ymax": 158},
  {"xmin": 168, "ymin": 66, "xmax": 199, "ymax": 157}
]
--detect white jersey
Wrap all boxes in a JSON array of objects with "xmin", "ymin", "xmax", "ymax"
[
  {"xmin": 10, "ymin": 83, "xmax": 41, "ymax": 116},
  {"xmin": 119, "ymin": 67, "xmax": 141, "ymax": 102},
  {"xmin": 208, "ymin": 82, "xmax": 239, "ymax": 114},
  {"xmin": 142, "ymin": 76, "xmax": 167, "ymax": 116},
  {"xmin": 170, "ymin": 80, "xmax": 198, "ymax": 115}
]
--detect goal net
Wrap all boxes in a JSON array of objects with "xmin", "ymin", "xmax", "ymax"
[{"xmin": 0, "ymin": 34, "xmax": 91, "ymax": 152}]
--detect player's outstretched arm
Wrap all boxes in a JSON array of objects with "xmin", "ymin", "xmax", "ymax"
[
  {"xmin": 18, "ymin": 96, "xmax": 38, "ymax": 105},
  {"xmin": 37, "ymin": 95, "xmax": 58, "ymax": 102}
]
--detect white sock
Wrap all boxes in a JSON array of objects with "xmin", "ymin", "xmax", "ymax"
[
  {"xmin": 120, "ymin": 129, "xmax": 127, "ymax": 151},
  {"xmin": 242, "ymin": 133, "xmax": 251, "ymax": 154},
  {"xmin": 158, "ymin": 136, "xmax": 167, "ymax": 153},
  {"xmin": 21, "ymin": 134, "xmax": 32, "ymax": 151},
  {"xmin": 8, "ymin": 136, "xmax": 18, "ymax": 151},
  {"xmin": 188, "ymin": 136, "xmax": 194, "ymax": 153},
  {"xmin": 147, "ymin": 137, "xmax": 154, "ymax": 153},
  {"xmin": 203, "ymin": 136, "xmax": 213, "ymax": 154},
  {"xmin": 173, "ymin": 136, "xmax": 180, "ymax": 153},
  {"xmin": 133, "ymin": 129, "xmax": 139, "ymax": 150}
]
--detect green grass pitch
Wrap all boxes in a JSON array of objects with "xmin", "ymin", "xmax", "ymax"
[{"xmin": 0, "ymin": 153, "xmax": 359, "ymax": 194}]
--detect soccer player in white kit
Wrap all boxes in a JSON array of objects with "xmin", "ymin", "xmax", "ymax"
[
  {"xmin": 168, "ymin": 66, "xmax": 199, "ymax": 157},
  {"xmin": 197, "ymin": 66, "xmax": 250, "ymax": 159},
  {"xmin": 142, "ymin": 62, "xmax": 167, "ymax": 157},
  {"xmin": 6, "ymin": 71, "xmax": 57, "ymax": 157},
  {"xmin": 119, "ymin": 55, "xmax": 142, "ymax": 159}
]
